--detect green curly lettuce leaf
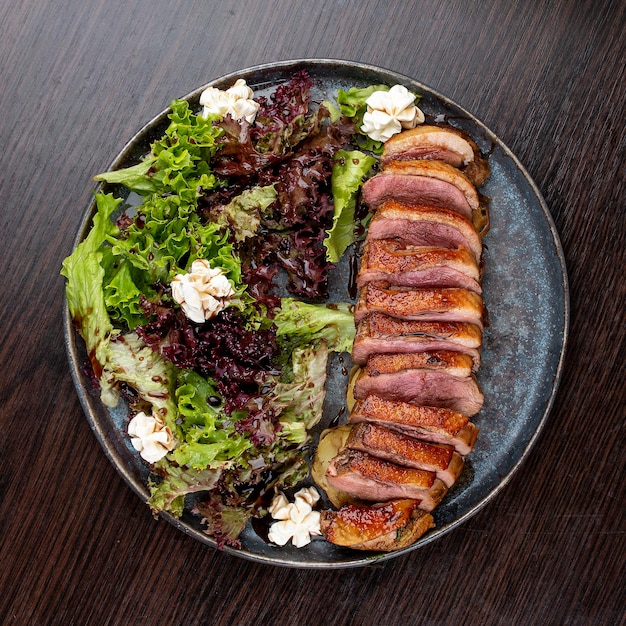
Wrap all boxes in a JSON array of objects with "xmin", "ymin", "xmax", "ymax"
[
  {"xmin": 94, "ymin": 99, "xmax": 223, "ymax": 196},
  {"xmin": 274, "ymin": 298, "xmax": 355, "ymax": 355},
  {"xmin": 99, "ymin": 332, "xmax": 178, "ymax": 424},
  {"xmin": 148, "ymin": 464, "xmax": 222, "ymax": 517},
  {"xmin": 336, "ymin": 84, "xmax": 389, "ymax": 118},
  {"xmin": 149, "ymin": 344, "xmax": 327, "ymax": 517},
  {"xmin": 171, "ymin": 370, "xmax": 254, "ymax": 470},
  {"xmin": 103, "ymin": 260, "xmax": 155, "ymax": 329},
  {"xmin": 86, "ymin": 99, "xmax": 253, "ymax": 328},
  {"xmin": 61, "ymin": 192, "xmax": 120, "ymax": 375},
  {"xmin": 274, "ymin": 342, "xmax": 329, "ymax": 431},
  {"xmin": 325, "ymin": 149, "xmax": 377, "ymax": 262},
  {"xmin": 336, "ymin": 84, "xmax": 390, "ymax": 153},
  {"xmin": 101, "ymin": 195, "xmax": 247, "ymax": 328}
]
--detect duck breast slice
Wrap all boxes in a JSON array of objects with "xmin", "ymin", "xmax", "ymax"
[
  {"xmin": 362, "ymin": 170, "xmax": 473, "ymax": 219},
  {"xmin": 357, "ymin": 239, "xmax": 482, "ymax": 293},
  {"xmin": 380, "ymin": 124, "xmax": 491, "ymax": 187},
  {"xmin": 320, "ymin": 499, "xmax": 435, "ymax": 551},
  {"xmin": 349, "ymin": 396, "xmax": 479, "ymax": 455},
  {"xmin": 366, "ymin": 350, "xmax": 475, "ymax": 379},
  {"xmin": 367, "ymin": 201, "xmax": 482, "ymax": 263},
  {"xmin": 326, "ymin": 449, "xmax": 448, "ymax": 511},
  {"xmin": 346, "ymin": 422, "xmax": 464, "ymax": 487},
  {"xmin": 351, "ymin": 313, "xmax": 482, "ymax": 369},
  {"xmin": 353, "ymin": 284, "xmax": 484, "ymax": 328},
  {"xmin": 381, "ymin": 125, "xmax": 475, "ymax": 168},
  {"xmin": 353, "ymin": 367, "xmax": 484, "ymax": 417}
]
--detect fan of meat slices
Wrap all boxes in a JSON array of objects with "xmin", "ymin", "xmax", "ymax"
[{"xmin": 312, "ymin": 122, "xmax": 491, "ymax": 552}]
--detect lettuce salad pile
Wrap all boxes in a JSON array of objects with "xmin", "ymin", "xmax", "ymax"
[{"xmin": 62, "ymin": 73, "xmax": 401, "ymax": 547}]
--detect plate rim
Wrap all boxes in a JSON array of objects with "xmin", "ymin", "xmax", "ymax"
[{"xmin": 64, "ymin": 58, "xmax": 570, "ymax": 569}]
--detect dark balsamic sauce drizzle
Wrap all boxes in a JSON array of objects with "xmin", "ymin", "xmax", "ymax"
[
  {"xmin": 328, "ymin": 406, "xmax": 347, "ymax": 428},
  {"xmin": 348, "ymin": 250, "xmax": 360, "ymax": 300},
  {"xmin": 250, "ymin": 516, "xmax": 271, "ymax": 543}
]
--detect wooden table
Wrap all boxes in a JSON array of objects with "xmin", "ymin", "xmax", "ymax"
[{"xmin": 1, "ymin": 1, "xmax": 624, "ymax": 623}]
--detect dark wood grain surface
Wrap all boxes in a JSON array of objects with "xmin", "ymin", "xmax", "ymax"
[{"xmin": 1, "ymin": 0, "xmax": 624, "ymax": 624}]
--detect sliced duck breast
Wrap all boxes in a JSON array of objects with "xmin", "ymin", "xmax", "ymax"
[
  {"xmin": 385, "ymin": 160, "xmax": 479, "ymax": 209},
  {"xmin": 351, "ymin": 313, "xmax": 482, "ymax": 369},
  {"xmin": 367, "ymin": 201, "xmax": 482, "ymax": 263},
  {"xmin": 320, "ymin": 499, "xmax": 435, "ymax": 551},
  {"xmin": 352, "ymin": 366, "xmax": 484, "ymax": 416},
  {"xmin": 346, "ymin": 422, "xmax": 464, "ymax": 487},
  {"xmin": 362, "ymin": 161, "xmax": 478, "ymax": 219},
  {"xmin": 380, "ymin": 124, "xmax": 491, "ymax": 188},
  {"xmin": 357, "ymin": 239, "xmax": 482, "ymax": 293},
  {"xmin": 326, "ymin": 449, "xmax": 448, "ymax": 511},
  {"xmin": 362, "ymin": 171, "xmax": 471, "ymax": 220},
  {"xmin": 381, "ymin": 125, "xmax": 475, "ymax": 168},
  {"xmin": 349, "ymin": 396, "xmax": 479, "ymax": 455},
  {"xmin": 353, "ymin": 284, "xmax": 484, "ymax": 328}
]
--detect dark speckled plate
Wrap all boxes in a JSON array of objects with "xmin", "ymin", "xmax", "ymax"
[{"xmin": 64, "ymin": 60, "xmax": 569, "ymax": 568}]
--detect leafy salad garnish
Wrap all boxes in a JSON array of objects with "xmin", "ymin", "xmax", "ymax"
[{"xmin": 62, "ymin": 71, "xmax": 388, "ymax": 548}]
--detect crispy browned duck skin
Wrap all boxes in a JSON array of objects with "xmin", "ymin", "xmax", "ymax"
[
  {"xmin": 346, "ymin": 422, "xmax": 464, "ymax": 487},
  {"xmin": 354, "ymin": 284, "xmax": 484, "ymax": 328},
  {"xmin": 349, "ymin": 396, "xmax": 479, "ymax": 456},
  {"xmin": 366, "ymin": 350, "xmax": 474, "ymax": 378},
  {"xmin": 357, "ymin": 239, "xmax": 482, "ymax": 293},
  {"xmin": 367, "ymin": 201, "xmax": 483, "ymax": 263},
  {"xmin": 351, "ymin": 313, "xmax": 483, "ymax": 369},
  {"xmin": 326, "ymin": 449, "xmax": 449, "ymax": 511},
  {"xmin": 381, "ymin": 125, "xmax": 475, "ymax": 168},
  {"xmin": 320, "ymin": 499, "xmax": 435, "ymax": 551}
]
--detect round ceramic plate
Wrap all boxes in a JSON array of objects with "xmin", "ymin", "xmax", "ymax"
[{"xmin": 64, "ymin": 59, "xmax": 569, "ymax": 568}]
